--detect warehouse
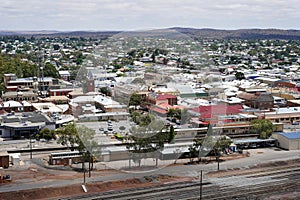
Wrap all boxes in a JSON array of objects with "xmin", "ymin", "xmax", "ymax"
[{"xmin": 272, "ymin": 132, "xmax": 300, "ymax": 150}]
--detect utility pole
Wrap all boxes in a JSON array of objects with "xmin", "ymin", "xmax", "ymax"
[
  {"xmin": 217, "ymin": 155, "xmax": 220, "ymax": 171},
  {"xmin": 81, "ymin": 152, "xmax": 86, "ymax": 185},
  {"xmin": 88, "ymin": 153, "xmax": 91, "ymax": 178},
  {"xmin": 30, "ymin": 134, "xmax": 32, "ymax": 159},
  {"xmin": 83, "ymin": 162, "xmax": 86, "ymax": 185},
  {"xmin": 200, "ymin": 170, "xmax": 203, "ymax": 200}
]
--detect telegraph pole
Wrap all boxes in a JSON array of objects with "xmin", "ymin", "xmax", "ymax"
[
  {"xmin": 30, "ymin": 135, "xmax": 32, "ymax": 159},
  {"xmin": 200, "ymin": 170, "xmax": 203, "ymax": 200},
  {"xmin": 217, "ymin": 155, "xmax": 220, "ymax": 171}
]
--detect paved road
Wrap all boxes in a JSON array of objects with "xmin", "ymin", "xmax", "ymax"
[
  {"xmin": 0, "ymin": 147, "xmax": 299, "ymax": 193},
  {"xmin": 158, "ymin": 148, "xmax": 300, "ymax": 177}
]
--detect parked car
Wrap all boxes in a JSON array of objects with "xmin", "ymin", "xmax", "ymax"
[{"xmin": 173, "ymin": 125, "xmax": 181, "ymax": 129}]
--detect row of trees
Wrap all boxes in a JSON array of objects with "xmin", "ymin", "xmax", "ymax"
[
  {"xmin": 0, "ymin": 53, "xmax": 60, "ymax": 92},
  {"xmin": 51, "ymin": 118, "xmax": 274, "ymax": 169}
]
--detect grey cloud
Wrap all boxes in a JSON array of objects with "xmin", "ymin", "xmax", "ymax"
[{"xmin": 0, "ymin": 0, "xmax": 299, "ymax": 30}]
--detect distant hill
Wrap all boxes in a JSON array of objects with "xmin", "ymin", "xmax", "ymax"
[
  {"xmin": 169, "ymin": 27, "xmax": 300, "ymax": 40},
  {"xmin": 0, "ymin": 30, "xmax": 121, "ymax": 39},
  {"xmin": 1, "ymin": 28, "xmax": 300, "ymax": 40},
  {"xmin": 0, "ymin": 30, "xmax": 61, "ymax": 36}
]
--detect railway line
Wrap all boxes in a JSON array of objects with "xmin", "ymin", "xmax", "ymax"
[{"xmin": 60, "ymin": 161, "xmax": 300, "ymax": 200}]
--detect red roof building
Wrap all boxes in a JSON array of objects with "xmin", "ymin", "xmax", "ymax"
[
  {"xmin": 237, "ymin": 92, "xmax": 274, "ymax": 110},
  {"xmin": 193, "ymin": 104, "xmax": 243, "ymax": 116},
  {"xmin": 192, "ymin": 104, "xmax": 244, "ymax": 126},
  {"xmin": 155, "ymin": 94, "xmax": 177, "ymax": 106},
  {"xmin": 150, "ymin": 103, "xmax": 186, "ymax": 116}
]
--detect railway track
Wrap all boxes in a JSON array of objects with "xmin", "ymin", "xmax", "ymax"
[
  {"xmin": 60, "ymin": 163, "xmax": 300, "ymax": 200},
  {"xmin": 60, "ymin": 181, "xmax": 208, "ymax": 200}
]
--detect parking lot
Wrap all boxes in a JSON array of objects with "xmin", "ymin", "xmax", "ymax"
[
  {"xmin": 78, "ymin": 119, "xmax": 134, "ymax": 134},
  {"xmin": 77, "ymin": 120, "xmax": 135, "ymax": 145}
]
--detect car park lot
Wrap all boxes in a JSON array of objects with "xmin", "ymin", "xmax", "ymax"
[{"xmin": 78, "ymin": 120, "xmax": 133, "ymax": 134}]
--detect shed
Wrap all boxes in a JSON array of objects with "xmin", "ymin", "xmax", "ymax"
[
  {"xmin": 0, "ymin": 151, "xmax": 9, "ymax": 168},
  {"xmin": 10, "ymin": 153, "xmax": 21, "ymax": 166},
  {"xmin": 272, "ymin": 132, "xmax": 300, "ymax": 150}
]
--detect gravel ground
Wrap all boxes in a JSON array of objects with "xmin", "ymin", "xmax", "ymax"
[{"xmin": 0, "ymin": 147, "xmax": 299, "ymax": 199}]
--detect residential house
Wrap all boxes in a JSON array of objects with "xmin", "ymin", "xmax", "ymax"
[{"xmin": 237, "ymin": 92, "xmax": 274, "ymax": 110}]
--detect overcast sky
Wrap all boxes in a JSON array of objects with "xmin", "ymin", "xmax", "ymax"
[{"xmin": 1, "ymin": 0, "xmax": 299, "ymax": 31}]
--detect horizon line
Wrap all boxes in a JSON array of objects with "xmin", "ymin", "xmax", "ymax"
[{"xmin": 1, "ymin": 27, "xmax": 300, "ymax": 33}]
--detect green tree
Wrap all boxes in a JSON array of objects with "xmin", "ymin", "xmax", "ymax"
[
  {"xmin": 56, "ymin": 123, "xmax": 81, "ymax": 151},
  {"xmin": 167, "ymin": 108, "xmax": 181, "ymax": 120},
  {"xmin": 56, "ymin": 123, "xmax": 99, "ymax": 173},
  {"xmin": 167, "ymin": 108, "xmax": 175, "ymax": 118},
  {"xmin": 139, "ymin": 114, "xmax": 153, "ymax": 127},
  {"xmin": 37, "ymin": 128, "xmax": 56, "ymax": 141},
  {"xmin": 189, "ymin": 138, "xmax": 204, "ymax": 163},
  {"xmin": 129, "ymin": 92, "xmax": 143, "ymax": 109},
  {"xmin": 53, "ymin": 44, "xmax": 60, "ymax": 50},
  {"xmin": 99, "ymin": 87, "xmax": 112, "ymax": 96},
  {"xmin": 0, "ymin": 53, "xmax": 38, "ymax": 91},
  {"xmin": 214, "ymin": 136, "xmax": 232, "ymax": 153},
  {"xmin": 251, "ymin": 119, "xmax": 274, "ymax": 139},
  {"xmin": 56, "ymin": 122, "xmax": 96, "ymax": 152},
  {"xmin": 127, "ymin": 119, "xmax": 167, "ymax": 167},
  {"xmin": 76, "ymin": 125, "xmax": 99, "ymax": 173},
  {"xmin": 168, "ymin": 125, "xmax": 175, "ymax": 143},
  {"xmin": 43, "ymin": 62, "xmax": 59, "ymax": 78},
  {"xmin": 131, "ymin": 111, "xmax": 142, "ymax": 124},
  {"xmin": 235, "ymin": 71, "xmax": 245, "ymax": 80}
]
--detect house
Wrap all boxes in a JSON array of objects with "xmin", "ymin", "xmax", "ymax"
[
  {"xmin": 2, "ymin": 91, "xmax": 38, "ymax": 102},
  {"xmin": 156, "ymin": 94, "xmax": 178, "ymax": 106},
  {"xmin": 58, "ymin": 70, "xmax": 70, "ymax": 81},
  {"xmin": 237, "ymin": 92, "xmax": 274, "ymax": 110},
  {"xmin": 147, "ymin": 93, "xmax": 178, "ymax": 106},
  {"xmin": 70, "ymin": 95, "xmax": 127, "ymax": 118},
  {"xmin": 39, "ymin": 96, "xmax": 70, "ymax": 105},
  {"xmin": 49, "ymin": 88, "xmax": 73, "ymax": 97},
  {"xmin": 0, "ymin": 100, "xmax": 34, "ymax": 114},
  {"xmin": 262, "ymin": 107, "xmax": 300, "ymax": 124},
  {"xmin": 4, "ymin": 74, "xmax": 53, "ymax": 91},
  {"xmin": 150, "ymin": 103, "xmax": 186, "ymax": 117},
  {"xmin": 31, "ymin": 102, "xmax": 64, "ymax": 114}
]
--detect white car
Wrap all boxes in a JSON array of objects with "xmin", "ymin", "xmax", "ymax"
[{"xmin": 174, "ymin": 125, "xmax": 181, "ymax": 129}]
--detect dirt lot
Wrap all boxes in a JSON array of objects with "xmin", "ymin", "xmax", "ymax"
[
  {"xmin": 0, "ymin": 151, "xmax": 298, "ymax": 200},
  {"xmin": 0, "ymin": 171, "xmax": 190, "ymax": 200}
]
